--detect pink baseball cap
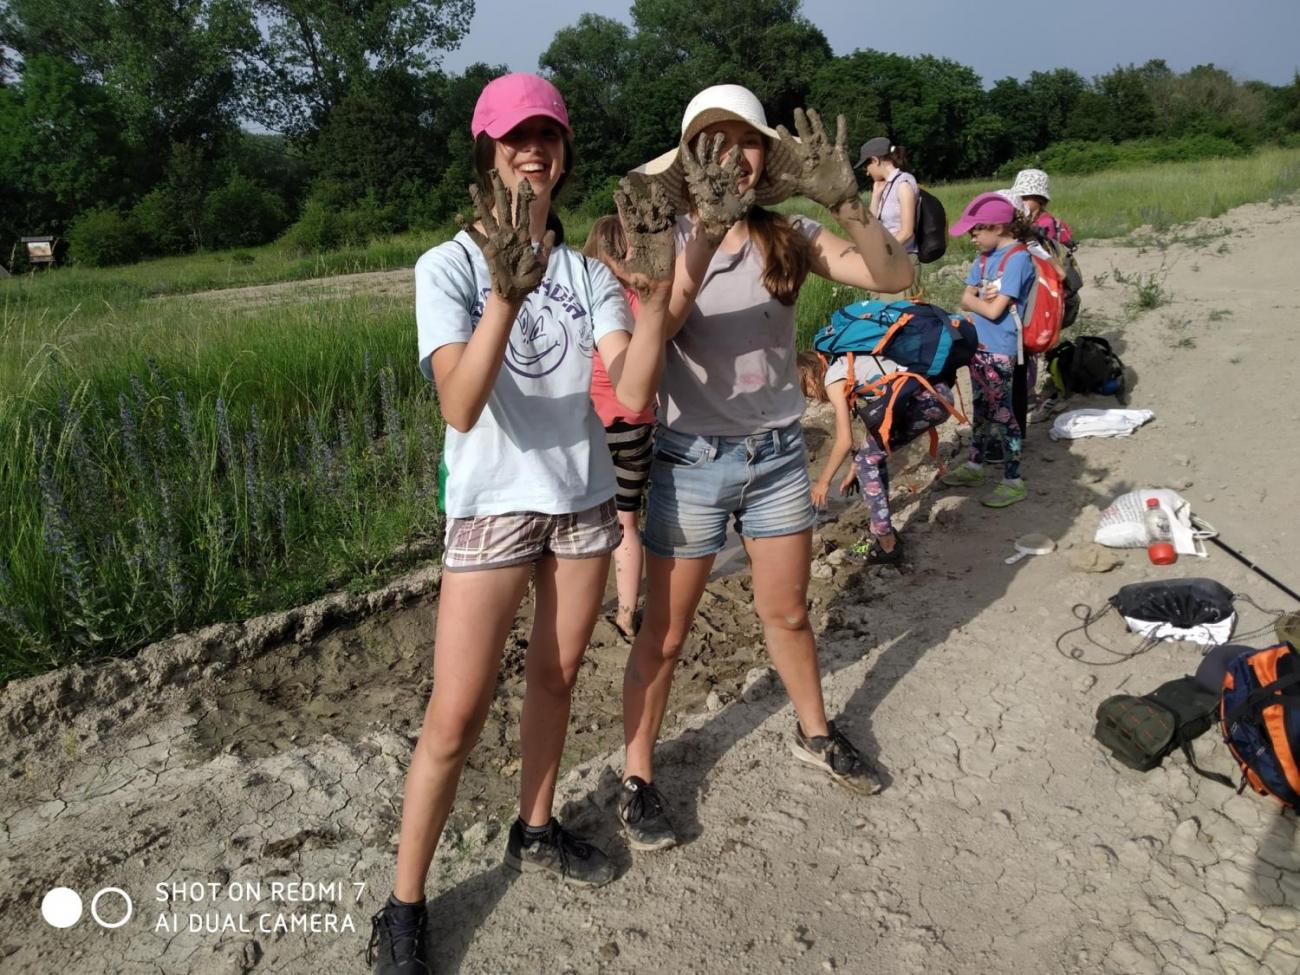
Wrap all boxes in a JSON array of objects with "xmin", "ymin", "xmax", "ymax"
[
  {"xmin": 470, "ymin": 73, "xmax": 571, "ymax": 139},
  {"xmin": 949, "ymin": 192, "xmax": 1017, "ymax": 236}
]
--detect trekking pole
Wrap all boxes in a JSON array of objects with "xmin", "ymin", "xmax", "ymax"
[{"xmin": 1208, "ymin": 536, "xmax": 1300, "ymax": 604}]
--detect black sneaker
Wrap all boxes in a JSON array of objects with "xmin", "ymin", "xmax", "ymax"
[
  {"xmin": 791, "ymin": 720, "xmax": 883, "ymax": 795},
  {"xmin": 504, "ymin": 818, "xmax": 616, "ymax": 887},
  {"xmin": 619, "ymin": 776, "xmax": 678, "ymax": 851},
  {"xmin": 367, "ymin": 900, "xmax": 431, "ymax": 974}
]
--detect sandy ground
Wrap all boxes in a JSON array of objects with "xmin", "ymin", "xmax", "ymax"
[{"xmin": 3, "ymin": 200, "xmax": 1299, "ymax": 974}]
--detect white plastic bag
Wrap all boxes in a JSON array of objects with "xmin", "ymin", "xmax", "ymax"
[{"xmin": 1095, "ymin": 488, "xmax": 1217, "ymax": 557}]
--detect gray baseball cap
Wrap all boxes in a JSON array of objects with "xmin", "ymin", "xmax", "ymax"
[{"xmin": 855, "ymin": 136, "xmax": 892, "ymax": 168}]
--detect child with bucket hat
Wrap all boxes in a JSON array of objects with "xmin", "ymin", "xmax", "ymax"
[
  {"xmin": 371, "ymin": 72, "xmax": 677, "ymax": 973},
  {"xmin": 940, "ymin": 191, "xmax": 1035, "ymax": 508},
  {"xmin": 1011, "ymin": 168, "xmax": 1074, "ymax": 247},
  {"xmin": 615, "ymin": 84, "xmax": 914, "ymax": 852}
]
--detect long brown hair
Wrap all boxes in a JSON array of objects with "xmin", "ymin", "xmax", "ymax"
[
  {"xmin": 472, "ymin": 132, "xmax": 571, "ymax": 245},
  {"xmin": 748, "ymin": 206, "xmax": 812, "ymax": 306},
  {"xmin": 796, "ymin": 350, "xmax": 829, "ymax": 402},
  {"xmin": 582, "ymin": 215, "xmax": 627, "ymax": 262}
]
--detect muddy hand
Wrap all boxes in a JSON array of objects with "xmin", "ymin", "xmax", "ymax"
[
  {"xmin": 681, "ymin": 132, "xmax": 754, "ymax": 245},
  {"xmin": 776, "ymin": 108, "xmax": 858, "ymax": 211},
  {"xmin": 613, "ymin": 178, "xmax": 676, "ymax": 296},
  {"xmin": 455, "ymin": 170, "xmax": 554, "ymax": 301}
]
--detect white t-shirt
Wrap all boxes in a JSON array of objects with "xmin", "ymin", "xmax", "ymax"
[
  {"xmin": 415, "ymin": 233, "xmax": 633, "ymax": 518},
  {"xmin": 824, "ymin": 354, "xmax": 902, "ymax": 392}
]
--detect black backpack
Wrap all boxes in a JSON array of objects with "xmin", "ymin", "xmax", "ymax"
[
  {"xmin": 914, "ymin": 188, "xmax": 947, "ymax": 264},
  {"xmin": 1046, "ymin": 335, "xmax": 1125, "ymax": 401},
  {"xmin": 1094, "ymin": 676, "xmax": 1233, "ymax": 785}
]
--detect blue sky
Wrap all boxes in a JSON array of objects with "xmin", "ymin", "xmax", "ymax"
[{"xmin": 440, "ymin": 0, "xmax": 1300, "ymax": 87}]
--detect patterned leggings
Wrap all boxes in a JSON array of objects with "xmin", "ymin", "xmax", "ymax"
[
  {"xmin": 968, "ymin": 351, "xmax": 1022, "ymax": 480},
  {"xmin": 852, "ymin": 385, "xmax": 952, "ymax": 538}
]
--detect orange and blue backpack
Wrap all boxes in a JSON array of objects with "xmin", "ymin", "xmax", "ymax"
[{"xmin": 1221, "ymin": 642, "xmax": 1300, "ymax": 810}]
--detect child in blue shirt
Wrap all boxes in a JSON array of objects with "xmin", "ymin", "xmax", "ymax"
[{"xmin": 940, "ymin": 192, "xmax": 1034, "ymax": 508}]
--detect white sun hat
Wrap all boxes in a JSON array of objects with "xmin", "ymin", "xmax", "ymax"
[
  {"xmin": 994, "ymin": 187, "xmax": 1027, "ymax": 215},
  {"xmin": 1010, "ymin": 168, "xmax": 1051, "ymax": 201},
  {"xmin": 630, "ymin": 84, "xmax": 806, "ymax": 212}
]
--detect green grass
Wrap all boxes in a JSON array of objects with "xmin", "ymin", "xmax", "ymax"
[{"xmin": 0, "ymin": 289, "xmax": 442, "ymax": 679}]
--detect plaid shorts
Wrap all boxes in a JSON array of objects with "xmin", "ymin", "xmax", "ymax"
[{"xmin": 443, "ymin": 499, "xmax": 621, "ymax": 572}]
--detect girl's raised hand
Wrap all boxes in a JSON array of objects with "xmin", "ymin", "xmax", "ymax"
[
  {"xmin": 776, "ymin": 108, "xmax": 859, "ymax": 212},
  {"xmin": 611, "ymin": 178, "xmax": 677, "ymax": 299},
  {"xmin": 455, "ymin": 170, "xmax": 554, "ymax": 301},
  {"xmin": 680, "ymin": 132, "xmax": 755, "ymax": 245}
]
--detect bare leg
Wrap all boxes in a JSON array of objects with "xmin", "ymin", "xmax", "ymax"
[
  {"xmin": 622, "ymin": 551, "xmax": 715, "ymax": 782},
  {"xmin": 612, "ymin": 509, "xmax": 642, "ymax": 636},
  {"xmin": 392, "ymin": 564, "xmax": 533, "ymax": 903},
  {"xmin": 518, "ymin": 553, "xmax": 611, "ymax": 826},
  {"xmin": 742, "ymin": 529, "xmax": 830, "ymax": 737}
]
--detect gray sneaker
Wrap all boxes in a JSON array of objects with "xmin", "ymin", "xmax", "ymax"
[
  {"xmin": 504, "ymin": 818, "xmax": 616, "ymax": 887},
  {"xmin": 619, "ymin": 776, "xmax": 678, "ymax": 851},
  {"xmin": 791, "ymin": 720, "xmax": 883, "ymax": 795}
]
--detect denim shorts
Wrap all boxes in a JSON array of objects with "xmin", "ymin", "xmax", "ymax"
[{"xmin": 642, "ymin": 420, "xmax": 816, "ymax": 559}]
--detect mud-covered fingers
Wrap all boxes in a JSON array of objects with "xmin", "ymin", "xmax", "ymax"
[
  {"xmin": 512, "ymin": 177, "xmax": 536, "ymax": 235},
  {"xmin": 468, "ymin": 183, "xmax": 498, "ymax": 235},
  {"xmin": 648, "ymin": 183, "xmax": 675, "ymax": 228},
  {"xmin": 454, "ymin": 212, "xmax": 489, "ymax": 249},
  {"xmin": 793, "ymin": 107, "xmax": 813, "ymax": 143},
  {"xmin": 805, "ymin": 107, "xmax": 832, "ymax": 146},
  {"xmin": 834, "ymin": 113, "xmax": 848, "ymax": 151},
  {"xmin": 489, "ymin": 170, "xmax": 513, "ymax": 231}
]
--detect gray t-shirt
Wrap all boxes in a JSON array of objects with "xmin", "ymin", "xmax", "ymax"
[
  {"xmin": 660, "ymin": 216, "xmax": 823, "ymax": 435},
  {"xmin": 415, "ymin": 233, "xmax": 632, "ymax": 518}
]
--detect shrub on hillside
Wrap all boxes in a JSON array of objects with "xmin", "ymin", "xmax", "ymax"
[
  {"xmin": 131, "ymin": 187, "xmax": 194, "ymax": 256},
  {"xmin": 280, "ymin": 195, "xmax": 396, "ymax": 253},
  {"xmin": 997, "ymin": 135, "xmax": 1250, "ymax": 179},
  {"xmin": 68, "ymin": 208, "xmax": 146, "ymax": 267},
  {"xmin": 202, "ymin": 174, "xmax": 290, "ymax": 250}
]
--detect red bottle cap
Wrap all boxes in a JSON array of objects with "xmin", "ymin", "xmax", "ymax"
[{"xmin": 1148, "ymin": 542, "xmax": 1177, "ymax": 565}]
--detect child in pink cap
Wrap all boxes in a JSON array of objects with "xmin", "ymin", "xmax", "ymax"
[
  {"xmin": 371, "ymin": 73, "xmax": 675, "ymax": 973},
  {"xmin": 940, "ymin": 192, "xmax": 1034, "ymax": 508}
]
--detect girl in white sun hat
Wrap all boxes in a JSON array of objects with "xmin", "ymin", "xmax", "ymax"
[
  {"xmin": 614, "ymin": 83, "xmax": 914, "ymax": 853},
  {"xmin": 1010, "ymin": 168, "xmax": 1074, "ymax": 246}
]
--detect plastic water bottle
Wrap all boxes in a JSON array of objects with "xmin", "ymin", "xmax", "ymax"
[{"xmin": 1144, "ymin": 498, "xmax": 1177, "ymax": 565}]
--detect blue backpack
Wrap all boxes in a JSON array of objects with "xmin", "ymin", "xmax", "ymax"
[
  {"xmin": 1221, "ymin": 642, "xmax": 1300, "ymax": 810},
  {"xmin": 812, "ymin": 300, "xmax": 978, "ymax": 388},
  {"xmin": 812, "ymin": 300, "xmax": 976, "ymax": 454}
]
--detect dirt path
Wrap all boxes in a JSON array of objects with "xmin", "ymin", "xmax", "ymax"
[
  {"xmin": 184, "ymin": 268, "xmax": 414, "ymax": 307},
  {"xmin": 3, "ymin": 201, "xmax": 1299, "ymax": 974}
]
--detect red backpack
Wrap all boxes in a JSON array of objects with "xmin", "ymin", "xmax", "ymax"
[{"xmin": 980, "ymin": 243, "xmax": 1065, "ymax": 355}]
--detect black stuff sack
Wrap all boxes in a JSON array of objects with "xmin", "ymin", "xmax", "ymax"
[
  {"xmin": 1110, "ymin": 578, "xmax": 1237, "ymax": 645},
  {"xmin": 1094, "ymin": 676, "xmax": 1232, "ymax": 784}
]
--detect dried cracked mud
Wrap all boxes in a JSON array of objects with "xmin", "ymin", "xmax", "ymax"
[{"xmin": 2, "ymin": 201, "xmax": 1299, "ymax": 974}]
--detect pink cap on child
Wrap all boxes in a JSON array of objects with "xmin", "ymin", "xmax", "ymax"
[{"xmin": 471, "ymin": 73, "xmax": 571, "ymax": 139}]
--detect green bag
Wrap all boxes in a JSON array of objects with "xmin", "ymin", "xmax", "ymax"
[{"xmin": 1093, "ymin": 676, "xmax": 1232, "ymax": 785}]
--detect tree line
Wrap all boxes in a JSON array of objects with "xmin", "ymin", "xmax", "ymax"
[{"xmin": 3, "ymin": 0, "xmax": 1299, "ymax": 268}]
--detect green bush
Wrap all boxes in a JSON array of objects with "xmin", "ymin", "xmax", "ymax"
[
  {"xmin": 131, "ymin": 186, "xmax": 194, "ymax": 257},
  {"xmin": 280, "ymin": 195, "xmax": 396, "ymax": 253},
  {"xmin": 997, "ymin": 135, "xmax": 1251, "ymax": 179},
  {"xmin": 68, "ymin": 208, "xmax": 147, "ymax": 267},
  {"xmin": 202, "ymin": 174, "xmax": 290, "ymax": 250}
]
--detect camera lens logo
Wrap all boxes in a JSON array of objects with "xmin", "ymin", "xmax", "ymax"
[{"xmin": 41, "ymin": 887, "xmax": 133, "ymax": 929}]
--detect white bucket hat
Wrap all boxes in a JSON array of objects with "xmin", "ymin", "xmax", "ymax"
[
  {"xmin": 630, "ymin": 84, "xmax": 805, "ymax": 212},
  {"xmin": 1010, "ymin": 168, "xmax": 1051, "ymax": 201},
  {"xmin": 994, "ymin": 187, "xmax": 1027, "ymax": 215}
]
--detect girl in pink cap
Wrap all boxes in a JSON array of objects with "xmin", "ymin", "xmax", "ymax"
[
  {"xmin": 612, "ymin": 84, "xmax": 915, "ymax": 854},
  {"xmin": 370, "ymin": 73, "xmax": 676, "ymax": 974},
  {"xmin": 941, "ymin": 191, "xmax": 1035, "ymax": 507}
]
